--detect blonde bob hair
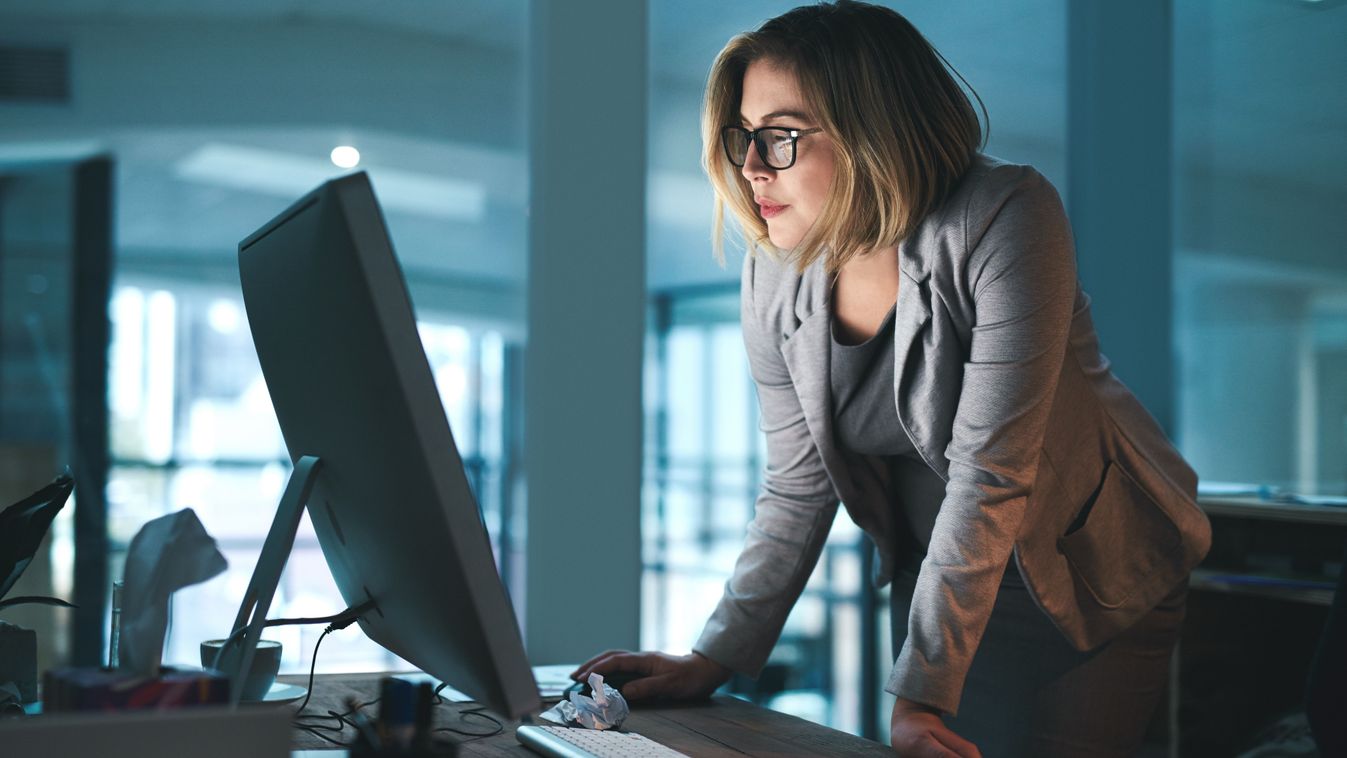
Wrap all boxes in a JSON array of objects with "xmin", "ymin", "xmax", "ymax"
[{"xmin": 703, "ymin": 0, "xmax": 986, "ymax": 273}]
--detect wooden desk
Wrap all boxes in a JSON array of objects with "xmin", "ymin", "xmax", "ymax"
[{"xmin": 281, "ymin": 673, "xmax": 894, "ymax": 756}]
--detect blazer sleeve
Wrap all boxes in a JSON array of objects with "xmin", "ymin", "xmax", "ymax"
[
  {"xmin": 692, "ymin": 252, "xmax": 841, "ymax": 677},
  {"xmin": 885, "ymin": 168, "xmax": 1078, "ymax": 716}
]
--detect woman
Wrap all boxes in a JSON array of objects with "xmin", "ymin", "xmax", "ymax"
[{"xmin": 573, "ymin": 2, "xmax": 1211, "ymax": 755}]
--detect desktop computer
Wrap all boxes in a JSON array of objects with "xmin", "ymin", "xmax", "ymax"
[
  {"xmin": 233, "ymin": 171, "xmax": 538, "ymax": 719},
  {"xmin": 230, "ymin": 172, "xmax": 687, "ymax": 757}
]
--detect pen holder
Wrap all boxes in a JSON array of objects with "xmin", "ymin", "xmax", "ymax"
[{"xmin": 347, "ymin": 677, "xmax": 458, "ymax": 757}]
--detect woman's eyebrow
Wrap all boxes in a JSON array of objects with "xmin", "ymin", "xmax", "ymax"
[{"xmin": 739, "ymin": 109, "xmax": 812, "ymax": 126}]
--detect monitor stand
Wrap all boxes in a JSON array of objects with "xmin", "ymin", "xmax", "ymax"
[{"xmin": 218, "ymin": 455, "xmax": 323, "ymax": 706}]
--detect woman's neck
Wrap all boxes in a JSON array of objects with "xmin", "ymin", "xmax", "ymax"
[{"xmin": 831, "ymin": 247, "xmax": 900, "ymax": 345}]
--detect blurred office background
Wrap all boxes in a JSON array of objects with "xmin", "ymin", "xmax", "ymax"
[{"xmin": 0, "ymin": 0, "xmax": 1343, "ymax": 746}]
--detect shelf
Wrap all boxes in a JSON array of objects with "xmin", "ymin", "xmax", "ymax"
[
  {"xmin": 1198, "ymin": 496, "xmax": 1347, "ymax": 526},
  {"xmin": 1189, "ymin": 568, "xmax": 1335, "ymax": 606}
]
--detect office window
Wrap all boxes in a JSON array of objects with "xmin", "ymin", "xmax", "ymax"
[
  {"xmin": 0, "ymin": 1, "xmax": 529, "ymax": 671},
  {"xmin": 106, "ymin": 283, "xmax": 515, "ymax": 673},
  {"xmin": 1173, "ymin": 0, "xmax": 1347, "ymax": 498}
]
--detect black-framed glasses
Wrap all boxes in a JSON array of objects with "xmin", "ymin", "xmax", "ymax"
[{"xmin": 721, "ymin": 126, "xmax": 823, "ymax": 170}]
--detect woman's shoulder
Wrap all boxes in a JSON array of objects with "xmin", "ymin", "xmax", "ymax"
[
  {"xmin": 946, "ymin": 153, "xmax": 1062, "ymax": 226},
  {"xmin": 957, "ymin": 154, "xmax": 1066, "ymax": 239},
  {"xmin": 910, "ymin": 153, "xmax": 1068, "ymax": 271}
]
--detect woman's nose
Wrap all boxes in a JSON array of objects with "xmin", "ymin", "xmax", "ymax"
[{"xmin": 740, "ymin": 142, "xmax": 774, "ymax": 181}]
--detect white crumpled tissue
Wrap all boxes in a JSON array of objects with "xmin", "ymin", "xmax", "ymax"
[
  {"xmin": 120, "ymin": 508, "xmax": 228, "ymax": 676},
  {"xmin": 539, "ymin": 672, "xmax": 630, "ymax": 730}
]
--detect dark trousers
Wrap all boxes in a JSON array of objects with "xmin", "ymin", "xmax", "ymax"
[{"xmin": 890, "ymin": 563, "xmax": 1187, "ymax": 758}]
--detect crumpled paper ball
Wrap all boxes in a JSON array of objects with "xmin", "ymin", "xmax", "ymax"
[{"xmin": 539, "ymin": 672, "xmax": 630, "ymax": 730}]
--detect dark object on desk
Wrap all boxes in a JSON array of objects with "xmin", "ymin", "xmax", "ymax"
[
  {"xmin": 1, "ymin": 679, "xmax": 24, "ymax": 717},
  {"xmin": 0, "ymin": 622, "xmax": 37, "ymax": 705},
  {"xmin": 347, "ymin": 690, "xmax": 460, "ymax": 758},
  {"xmin": 0, "ymin": 473, "xmax": 76, "ymax": 611},
  {"xmin": 1305, "ymin": 539, "xmax": 1347, "ymax": 755},
  {"xmin": 42, "ymin": 665, "xmax": 228, "ymax": 711},
  {"xmin": 0, "ymin": 474, "xmax": 76, "ymax": 704}
]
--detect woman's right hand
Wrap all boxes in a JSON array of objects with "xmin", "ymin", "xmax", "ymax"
[{"xmin": 570, "ymin": 650, "xmax": 732, "ymax": 703}]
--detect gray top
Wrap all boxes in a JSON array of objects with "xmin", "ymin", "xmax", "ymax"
[
  {"xmin": 829, "ymin": 305, "xmax": 903, "ymax": 456},
  {"xmin": 829, "ymin": 306, "xmax": 987, "ymax": 577}
]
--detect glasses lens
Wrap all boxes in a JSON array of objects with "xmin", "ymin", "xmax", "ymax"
[
  {"xmin": 763, "ymin": 129, "xmax": 794, "ymax": 169},
  {"xmin": 723, "ymin": 128, "xmax": 750, "ymax": 166}
]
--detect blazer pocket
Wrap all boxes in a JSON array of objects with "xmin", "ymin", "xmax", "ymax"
[{"xmin": 1057, "ymin": 460, "xmax": 1183, "ymax": 610}]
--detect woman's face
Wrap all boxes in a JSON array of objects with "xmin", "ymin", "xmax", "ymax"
[{"xmin": 738, "ymin": 59, "xmax": 835, "ymax": 250}]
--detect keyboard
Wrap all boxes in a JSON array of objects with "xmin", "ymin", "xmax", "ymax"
[{"xmin": 515, "ymin": 724, "xmax": 691, "ymax": 757}]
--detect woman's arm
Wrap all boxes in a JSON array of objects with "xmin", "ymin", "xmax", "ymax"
[
  {"xmin": 888, "ymin": 167, "xmax": 1078, "ymax": 716},
  {"xmin": 570, "ymin": 254, "xmax": 838, "ymax": 699},
  {"xmin": 691, "ymin": 252, "xmax": 842, "ymax": 677}
]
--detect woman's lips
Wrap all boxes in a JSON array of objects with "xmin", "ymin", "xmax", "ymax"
[{"xmin": 757, "ymin": 200, "xmax": 789, "ymax": 219}]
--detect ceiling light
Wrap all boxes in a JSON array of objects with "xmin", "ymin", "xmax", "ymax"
[
  {"xmin": 176, "ymin": 143, "xmax": 487, "ymax": 222},
  {"xmin": 331, "ymin": 145, "xmax": 361, "ymax": 169}
]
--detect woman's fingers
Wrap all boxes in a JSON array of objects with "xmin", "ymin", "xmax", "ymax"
[
  {"xmin": 569, "ymin": 649, "xmax": 631, "ymax": 680},
  {"xmin": 572, "ymin": 651, "xmax": 659, "ymax": 682},
  {"xmin": 616, "ymin": 673, "xmax": 676, "ymax": 703},
  {"xmin": 890, "ymin": 707, "xmax": 979, "ymax": 758}
]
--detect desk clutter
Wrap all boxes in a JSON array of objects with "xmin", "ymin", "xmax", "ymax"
[
  {"xmin": 18, "ymin": 507, "xmax": 233, "ymax": 715},
  {"xmin": 0, "ymin": 495, "xmax": 265, "ymax": 717},
  {"xmin": 42, "ymin": 665, "xmax": 229, "ymax": 711},
  {"xmin": 285, "ymin": 672, "xmax": 502, "ymax": 755}
]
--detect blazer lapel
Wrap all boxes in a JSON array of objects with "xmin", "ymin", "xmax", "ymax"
[
  {"xmin": 776, "ymin": 256, "xmax": 939, "ymax": 505},
  {"xmin": 779, "ymin": 264, "xmax": 860, "ymax": 504},
  {"xmin": 892, "ymin": 266, "xmax": 945, "ymax": 479},
  {"xmin": 892, "ymin": 268, "xmax": 932, "ymax": 413}
]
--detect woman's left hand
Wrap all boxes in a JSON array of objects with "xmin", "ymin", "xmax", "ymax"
[{"xmin": 889, "ymin": 697, "xmax": 981, "ymax": 758}]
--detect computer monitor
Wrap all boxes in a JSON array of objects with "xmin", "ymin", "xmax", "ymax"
[{"xmin": 229, "ymin": 171, "xmax": 539, "ymax": 719}]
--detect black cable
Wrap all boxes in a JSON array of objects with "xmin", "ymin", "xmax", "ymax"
[
  {"xmin": 210, "ymin": 600, "xmax": 374, "ymax": 671},
  {"xmin": 286, "ymin": 605, "xmax": 381, "ymax": 748},
  {"xmin": 286, "ymin": 604, "xmax": 503, "ymax": 748},
  {"xmin": 291, "ymin": 625, "xmax": 331, "ymax": 715},
  {"xmin": 292, "ymin": 609, "xmax": 373, "ymax": 722},
  {"xmin": 266, "ymin": 600, "xmax": 375, "ymax": 629},
  {"xmin": 292, "ymin": 697, "xmax": 381, "ymax": 748},
  {"xmin": 433, "ymin": 704, "xmax": 503, "ymax": 738}
]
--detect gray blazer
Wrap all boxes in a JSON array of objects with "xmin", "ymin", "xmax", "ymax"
[{"xmin": 692, "ymin": 155, "xmax": 1212, "ymax": 717}]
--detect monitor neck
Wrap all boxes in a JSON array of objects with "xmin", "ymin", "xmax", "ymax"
[{"xmin": 219, "ymin": 455, "xmax": 323, "ymax": 706}]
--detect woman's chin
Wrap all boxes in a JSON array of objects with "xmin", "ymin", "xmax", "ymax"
[{"xmin": 766, "ymin": 229, "xmax": 802, "ymax": 251}]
